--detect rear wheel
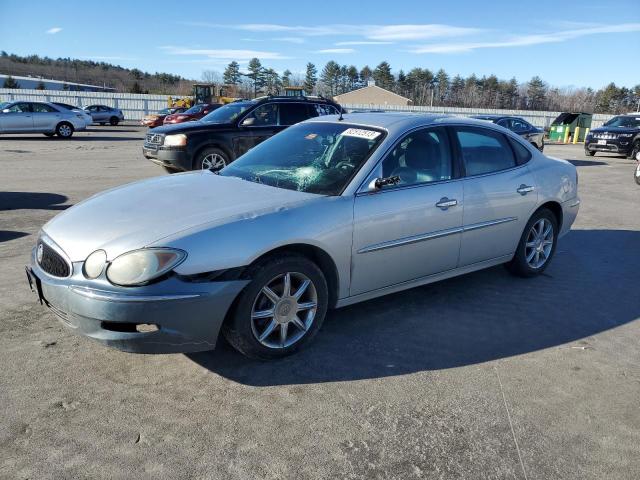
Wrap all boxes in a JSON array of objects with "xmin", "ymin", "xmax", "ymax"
[
  {"xmin": 194, "ymin": 147, "xmax": 228, "ymax": 171},
  {"xmin": 506, "ymin": 208, "xmax": 558, "ymax": 277},
  {"xmin": 56, "ymin": 122, "xmax": 74, "ymax": 139},
  {"xmin": 223, "ymin": 255, "xmax": 328, "ymax": 359},
  {"xmin": 628, "ymin": 140, "xmax": 640, "ymax": 160},
  {"xmin": 109, "ymin": 116, "xmax": 119, "ymax": 126}
]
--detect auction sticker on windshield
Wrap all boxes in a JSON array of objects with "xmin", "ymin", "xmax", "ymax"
[{"xmin": 341, "ymin": 128, "xmax": 381, "ymax": 140}]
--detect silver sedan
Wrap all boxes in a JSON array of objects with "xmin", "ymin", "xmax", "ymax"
[
  {"xmin": 0, "ymin": 101, "xmax": 88, "ymax": 137},
  {"xmin": 26, "ymin": 114, "xmax": 579, "ymax": 358}
]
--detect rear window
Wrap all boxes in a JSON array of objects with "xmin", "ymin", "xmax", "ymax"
[
  {"xmin": 279, "ymin": 103, "xmax": 310, "ymax": 125},
  {"xmin": 454, "ymin": 127, "xmax": 517, "ymax": 176},
  {"xmin": 508, "ymin": 137, "xmax": 532, "ymax": 165}
]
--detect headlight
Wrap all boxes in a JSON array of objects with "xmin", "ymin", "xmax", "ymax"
[
  {"xmin": 106, "ymin": 248, "xmax": 186, "ymax": 286},
  {"xmin": 83, "ymin": 249, "xmax": 107, "ymax": 279},
  {"xmin": 164, "ymin": 134, "xmax": 187, "ymax": 147}
]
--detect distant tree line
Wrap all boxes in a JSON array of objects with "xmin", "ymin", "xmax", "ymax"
[
  {"xmin": 2, "ymin": 51, "xmax": 638, "ymax": 114},
  {"xmin": 0, "ymin": 51, "xmax": 194, "ymax": 95},
  {"xmin": 219, "ymin": 57, "xmax": 639, "ymax": 114}
]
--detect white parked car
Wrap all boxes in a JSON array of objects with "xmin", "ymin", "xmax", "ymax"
[{"xmin": 0, "ymin": 101, "xmax": 87, "ymax": 138}]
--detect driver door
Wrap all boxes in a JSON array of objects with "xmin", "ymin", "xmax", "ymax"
[
  {"xmin": 350, "ymin": 126, "xmax": 463, "ymax": 296},
  {"xmin": 0, "ymin": 102, "xmax": 34, "ymax": 132}
]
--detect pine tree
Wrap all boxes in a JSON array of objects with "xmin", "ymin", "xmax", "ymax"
[
  {"xmin": 246, "ymin": 58, "xmax": 265, "ymax": 98},
  {"xmin": 303, "ymin": 62, "xmax": 317, "ymax": 95},
  {"xmin": 223, "ymin": 61, "xmax": 242, "ymax": 85},
  {"xmin": 320, "ymin": 61, "xmax": 340, "ymax": 96},
  {"xmin": 359, "ymin": 66, "xmax": 372, "ymax": 85},
  {"xmin": 527, "ymin": 76, "xmax": 547, "ymax": 110},
  {"xmin": 3, "ymin": 75, "xmax": 19, "ymax": 88},
  {"xmin": 282, "ymin": 69, "xmax": 292, "ymax": 88},
  {"xmin": 346, "ymin": 66, "xmax": 359, "ymax": 90},
  {"xmin": 373, "ymin": 61, "xmax": 394, "ymax": 91},
  {"xmin": 435, "ymin": 69, "xmax": 449, "ymax": 105}
]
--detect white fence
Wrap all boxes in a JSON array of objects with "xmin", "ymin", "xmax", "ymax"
[
  {"xmin": 343, "ymin": 103, "xmax": 613, "ymax": 129},
  {"xmin": 0, "ymin": 89, "xmax": 614, "ymax": 127},
  {"xmin": 0, "ymin": 89, "xmax": 181, "ymax": 120}
]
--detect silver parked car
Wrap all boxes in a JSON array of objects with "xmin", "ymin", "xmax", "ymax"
[
  {"xmin": 52, "ymin": 102, "xmax": 93, "ymax": 128},
  {"xmin": 26, "ymin": 114, "xmax": 580, "ymax": 359},
  {"xmin": 0, "ymin": 101, "xmax": 87, "ymax": 137},
  {"xmin": 83, "ymin": 104, "xmax": 125, "ymax": 125}
]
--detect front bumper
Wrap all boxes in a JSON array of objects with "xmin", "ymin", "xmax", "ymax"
[
  {"xmin": 27, "ymin": 248, "xmax": 248, "ymax": 353},
  {"xmin": 585, "ymin": 139, "xmax": 632, "ymax": 154},
  {"xmin": 142, "ymin": 145, "xmax": 191, "ymax": 171}
]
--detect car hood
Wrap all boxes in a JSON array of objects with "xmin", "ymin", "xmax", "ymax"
[
  {"xmin": 42, "ymin": 173, "xmax": 319, "ymax": 261},
  {"xmin": 151, "ymin": 121, "xmax": 232, "ymax": 134},
  {"xmin": 591, "ymin": 126, "xmax": 638, "ymax": 134}
]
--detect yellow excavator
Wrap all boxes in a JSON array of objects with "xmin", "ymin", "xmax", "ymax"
[{"xmin": 168, "ymin": 84, "xmax": 239, "ymax": 109}]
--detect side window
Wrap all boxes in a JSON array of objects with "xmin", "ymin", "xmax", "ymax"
[
  {"xmin": 454, "ymin": 127, "xmax": 517, "ymax": 176},
  {"xmin": 279, "ymin": 103, "xmax": 310, "ymax": 125},
  {"xmin": 496, "ymin": 118, "xmax": 511, "ymax": 129},
  {"xmin": 380, "ymin": 127, "xmax": 453, "ymax": 187},
  {"xmin": 244, "ymin": 104, "xmax": 278, "ymax": 126},
  {"xmin": 511, "ymin": 119, "xmax": 529, "ymax": 132},
  {"xmin": 508, "ymin": 137, "xmax": 532, "ymax": 165},
  {"xmin": 32, "ymin": 103, "xmax": 56, "ymax": 113},
  {"xmin": 87, "ymin": 106, "xmax": 98, "ymax": 112},
  {"xmin": 7, "ymin": 103, "xmax": 30, "ymax": 113}
]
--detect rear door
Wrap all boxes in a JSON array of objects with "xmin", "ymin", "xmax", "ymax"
[
  {"xmin": 31, "ymin": 103, "xmax": 61, "ymax": 131},
  {"xmin": 452, "ymin": 126, "xmax": 538, "ymax": 266},
  {"xmin": 0, "ymin": 102, "xmax": 34, "ymax": 132},
  {"xmin": 351, "ymin": 126, "xmax": 463, "ymax": 295}
]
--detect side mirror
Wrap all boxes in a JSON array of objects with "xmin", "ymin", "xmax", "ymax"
[
  {"xmin": 241, "ymin": 117, "xmax": 255, "ymax": 127},
  {"xmin": 368, "ymin": 176, "xmax": 400, "ymax": 191}
]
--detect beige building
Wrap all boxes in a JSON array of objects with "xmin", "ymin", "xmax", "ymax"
[{"xmin": 333, "ymin": 84, "xmax": 411, "ymax": 107}]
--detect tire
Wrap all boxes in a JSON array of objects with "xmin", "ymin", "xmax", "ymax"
[
  {"xmin": 506, "ymin": 208, "xmax": 558, "ymax": 278},
  {"xmin": 634, "ymin": 163, "xmax": 640, "ymax": 186},
  {"xmin": 109, "ymin": 116, "xmax": 119, "ymax": 126},
  {"xmin": 55, "ymin": 122, "xmax": 74, "ymax": 139},
  {"xmin": 223, "ymin": 255, "xmax": 329, "ymax": 360},
  {"xmin": 585, "ymin": 148, "xmax": 595, "ymax": 157},
  {"xmin": 194, "ymin": 147, "xmax": 228, "ymax": 171},
  {"xmin": 628, "ymin": 140, "xmax": 640, "ymax": 160},
  {"xmin": 43, "ymin": 133, "xmax": 55, "ymax": 137},
  {"xmin": 162, "ymin": 166, "xmax": 180, "ymax": 174}
]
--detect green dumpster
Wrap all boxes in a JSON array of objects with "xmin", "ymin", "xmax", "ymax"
[{"xmin": 549, "ymin": 112, "xmax": 593, "ymax": 142}]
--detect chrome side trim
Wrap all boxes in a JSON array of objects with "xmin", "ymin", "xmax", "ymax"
[
  {"xmin": 69, "ymin": 285, "xmax": 202, "ymax": 303},
  {"xmin": 357, "ymin": 217, "xmax": 517, "ymax": 254},
  {"xmin": 358, "ymin": 226, "xmax": 463, "ymax": 254},
  {"xmin": 462, "ymin": 216, "xmax": 518, "ymax": 233}
]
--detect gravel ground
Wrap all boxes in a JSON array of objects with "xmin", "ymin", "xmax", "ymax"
[{"xmin": 1, "ymin": 125, "xmax": 639, "ymax": 479}]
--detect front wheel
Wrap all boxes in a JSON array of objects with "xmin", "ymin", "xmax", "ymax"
[
  {"xmin": 506, "ymin": 208, "xmax": 558, "ymax": 277},
  {"xmin": 56, "ymin": 122, "xmax": 74, "ymax": 138},
  {"xmin": 194, "ymin": 147, "xmax": 228, "ymax": 171},
  {"xmin": 223, "ymin": 255, "xmax": 329, "ymax": 359},
  {"xmin": 585, "ymin": 148, "xmax": 595, "ymax": 157},
  {"xmin": 634, "ymin": 163, "xmax": 640, "ymax": 186},
  {"xmin": 628, "ymin": 140, "xmax": 640, "ymax": 160},
  {"xmin": 109, "ymin": 116, "xmax": 119, "ymax": 126}
]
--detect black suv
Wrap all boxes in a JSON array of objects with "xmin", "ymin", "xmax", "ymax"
[
  {"xmin": 143, "ymin": 96, "xmax": 342, "ymax": 172},
  {"xmin": 585, "ymin": 114, "xmax": 640, "ymax": 158},
  {"xmin": 471, "ymin": 115, "xmax": 545, "ymax": 151}
]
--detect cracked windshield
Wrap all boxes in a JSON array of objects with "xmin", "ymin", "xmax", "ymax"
[{"xmin": 220, "ymin": 123, "xmax": 384, "ymax": 195}]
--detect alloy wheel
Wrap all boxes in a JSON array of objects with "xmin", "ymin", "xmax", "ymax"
[
  {"xmin": 525, "ymin": 218, "xmax": 554, "ymax": 269},
  {"xmin": 250, "ymin": 272, "xmax": 318, "ymax": 349},
  {"xmin": 59, "ymin": 125, "xmax": 72, "ymax": 137},
  {"xmin": 201, "ymin": 153, "xmax": 226, "ymax": 171}
]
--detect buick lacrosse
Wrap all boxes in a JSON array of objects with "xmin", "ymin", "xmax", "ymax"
[{"xmin": 27, "ymin": 113, "xmax": 579, "ymax": 359}]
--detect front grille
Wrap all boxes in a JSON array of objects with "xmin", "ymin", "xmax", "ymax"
[
  {"xmin": 38, "ymin": 241, "xmax": 71, "ymax": 277},
  {"xmin": 145, "ymin": 133, "xmax": 164, "ymax": 145},
  {"xmin": 594, "ymin": 133, "xmax": 618, "ymax": 140}
]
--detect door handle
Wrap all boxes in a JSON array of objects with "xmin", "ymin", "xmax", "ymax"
[
  {"xmin": 517, "ymin": 184, "xmax": 535, "ymax": 195},
  {"xmin": 435, "ymin": 197, "xmax": 458, "ymax": 210}
]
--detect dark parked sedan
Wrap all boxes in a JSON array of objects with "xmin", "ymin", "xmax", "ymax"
[
  {"xmin": 162, "ymin": 103, "xmax": 221, "ymax": 125},
  {"xmin": 472, "ymin": 115, "xmax": 545, "ymax": 151}
]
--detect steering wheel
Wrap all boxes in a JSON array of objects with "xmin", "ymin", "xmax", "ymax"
[{"xmin": 334, "ymin": 160, "xmax": 355, "ymax": 171}]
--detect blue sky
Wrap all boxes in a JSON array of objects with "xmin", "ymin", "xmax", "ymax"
[{"xmin": 1, "ymin": 0, "xmax": 639, "ymax": 89}]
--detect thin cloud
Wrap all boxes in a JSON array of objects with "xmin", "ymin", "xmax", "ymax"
[
  {"xmin": 160, "ymin": 46, "xmax": 290, "ymax": 60},
  {"xmin": 274, "ymin": 37, "xmax": 306, "ymax": 44},
  {"xmin": 46, "ymin": 27, "xmax": 62, "ymax": 34},
  {"xmin": 335, "ymin": 41, "xmax": 392, "ymax": 46},
  {"xmin": 412, "ymin": 22, "xmax": 640, "ymax": 53},
  {"xmin": 315, "ymin": 48, "xmax": 356, "ymax": 54},
  {"xmin": 368, "ymin": 24, "xmax": 482, "ymax": 41}
]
